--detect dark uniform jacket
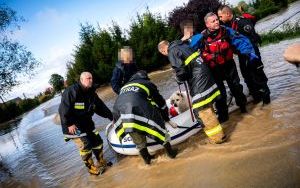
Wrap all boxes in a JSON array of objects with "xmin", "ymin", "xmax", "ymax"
[
  {"xmin": 168, "ymin": 40, "xmax": 220, "ymax": 111},
  {"xmin": 229, "ymin": 16, "xmax": 262, "ymax": 45},
  {"xmin": 59, "ymin": 82, "xmax": 113, "ymax": 138},
  {"xmin": 113, "ymin": 71, "xmax": 169, "ymax": 144},
  {"xmin": 110, "ymin": 61, "xmax": 138, "ymax": 94}
]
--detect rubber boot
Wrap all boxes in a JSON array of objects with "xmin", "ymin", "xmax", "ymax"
[
  {"xmin": 139, "ymin": 148, "xmax": 154, "ymax": 164},
  {"xmin": 262, "ymin": 90, "xmax": 271, "ymax": 105},
  {"xmin": 163, "ymin": 142, "xmax": 178, "ymax": 159},
  {"xmin": 84, "ymin": 158, "xmax": 100, "ymax": 175},
  {"xmin": 240, "ymin": 105, "xmax": 247, "ymax": 113}
]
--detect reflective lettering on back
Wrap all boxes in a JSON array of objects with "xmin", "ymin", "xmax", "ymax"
[{"xmin": 120, "ymin": 86, "xmax": 139, "ymax": 94}]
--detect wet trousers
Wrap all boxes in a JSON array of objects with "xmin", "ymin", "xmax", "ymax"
[
  {"xmin": 73, "ymin": 131, "xmax": 106, "ymax": 169},
  {"xmin": 238, "ymin": 45, "xmax": 270, "ymax": 102},
  {"xmin": 195, "ymin": 104, "xmax": 225, "ymax": 144},
  {"xmin": 211, "ymin": 59, "xmax": 247, "ymax": 118}
]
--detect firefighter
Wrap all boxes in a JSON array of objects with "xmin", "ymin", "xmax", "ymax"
[
  {"xmin": 217, "ymin": 5, "xmax": 271, "ymax": 105},
  {"xmin": 113, "ymin": 70, "xmax": 178, "ymax": 165},
  {"xmin": 111, "ymin": 46, "xmax": 138, "ymax": 94},
  {"xmin": 158, "ymin": 39, "xmax": 226, "ymax": 144},
  {"xmin": 59, "ymin": 72, "xmax": 113, "ymax": 175},
  {"xmin": 190, "ymin": 12, "xmax": 259, "ymax": 123}
]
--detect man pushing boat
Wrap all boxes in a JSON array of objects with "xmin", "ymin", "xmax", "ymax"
[{"xmin": 112, "ymin": 70, "xmax": 178, "ymax": 165}]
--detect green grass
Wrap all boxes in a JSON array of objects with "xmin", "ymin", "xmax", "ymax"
[{"xmin": 260, "ymin": 22, "xmax": 300, "ymax": 46}]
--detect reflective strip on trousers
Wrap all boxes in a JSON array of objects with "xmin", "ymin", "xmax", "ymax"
[
  {"xmin": 192, "ymin": 90, "xmax": 221, "ymax": 109},
  {"xmin": 120, "ymin": 114, "xmax": 166, "ymax": 134},
  {"xmin": 192, "ymin": 84, "xmax": 218, "ymax": 102},
  {"xmin": 92, "ymin": 144, "xmax": 103, "ymax": 150},
  {"xmin": 184, "ymin": 51, "xmax": 200, "ymax": 66},
  {"xmin": 121, "ymin": 83, "xmax": 150, "ymax": 96},
  {"xmin": 205, "ymin": 124, "xmax": 223, "ymax": 137},
  {"xmin": 117, "ymin": 122, "xmax": 166, "ymax": 142},
  {"xmin": 80, "ymin": 149, "xmax": 92, "ymax": 156}
]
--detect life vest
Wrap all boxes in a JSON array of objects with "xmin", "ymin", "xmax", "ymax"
[{"xmin": 201, "ymin": 27, "xmax": 233, "ymax": 68}]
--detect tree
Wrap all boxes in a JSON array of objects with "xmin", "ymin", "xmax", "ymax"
[
  {"xmin": 0, "ymin": 4, "xmax": 39, "ymax": 96},
  {"xmin": 49, "ymin": 74, "xmax": 64, "ymax": 93},
  {"xmin": 128, "ymin": 10, "xmax": 177, "ymax": 71},
  {"xmin": 168, "ymin": 0, "xmax": 222, "ymax": 34},
  {"xmin": 66, "ymin": 22, "xmax": 127, "ymax": 86}
]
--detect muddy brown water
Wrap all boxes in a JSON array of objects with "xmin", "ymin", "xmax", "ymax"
[{"xmin": 0, "ymin": 38, "xmax": 300, "ymax": 188}]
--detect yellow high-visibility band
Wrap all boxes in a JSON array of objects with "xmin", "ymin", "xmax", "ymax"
[
  {"xmin": 92, "ymin": 144, "xmax": 103, "ymax": 150},
  {"xmin": 117, "ymin": 122, "xmax": 165, "ymax": 142},
  {"xmin": 192, "ymin": 90, "xmax": 220, "ymax": 109},
  {"xmin": 185, "ymin": 51, "xmax": 200, "ymax": 66},
  {"xmin": 205, "ymin": 124, "xmax": 223, "ymax": 137},
  {"xmin": 79, "ymin": 149, "xmax": 92, "ymax": 156},
  {"xmin": 74, "ymin": 105, "xmax": 84, "ymax": 109},
  {"xmin": 121, "ymin": 83, "xmax": 150, "ymax": 96}
]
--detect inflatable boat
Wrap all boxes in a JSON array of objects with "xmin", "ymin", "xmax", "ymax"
[{"xmin": 105, "ymin": 91, "xmax": 252, "ymax": 155}]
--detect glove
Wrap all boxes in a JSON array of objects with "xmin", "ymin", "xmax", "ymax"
[
  {"xmin": 167, "ymin": 121, "xmax": 178, "ymax": 128},
  {"xmin": 175, "ymin": 76, "xmax": 184, "ymax": 85},
  {"xmin": 160, "ymin": 107, "xmax": 170, "ymax": 122}
]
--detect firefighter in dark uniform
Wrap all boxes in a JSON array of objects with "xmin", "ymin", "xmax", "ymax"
[
  {"xmin": 158, "ymin": 39, "xmax": 226, "ymax": 144},
  {"xmin": 218, "ymin": 5, "xmax": 271, "ymax": 104},
  {"xmin": 190, "ymin": 12, "xmax": 259, "ymax": 123},
  {"xmin": 113, "ymin": 70, "xmax": 178, "ymax": 165},
  {"xmin": 111, "ymin": 46, "xmax": 138, "ymax": 94},
  {"xmin": 59, "ymin": 72, "xmax": 113, "ymax": 175}
]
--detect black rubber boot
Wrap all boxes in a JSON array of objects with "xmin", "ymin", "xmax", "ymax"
[
  {"xmin": 139, "ymin": 148, "xmax": 154, "ymax": 165},
  {"xmin": 163, "ymin": 142, "xmax": 178, "ymax": 159},
  {"xmin": 262, "ymin": 93, "xmax": 271, "ymax": 105},
  {"xmin": 240, "ymin": 105, "xmax": 247, "ymax": 113},
  {"xmin": 218, "ymin": 113, "xmax": 229, "ymax": 123}
]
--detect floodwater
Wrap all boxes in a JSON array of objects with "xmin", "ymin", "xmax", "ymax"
[
  {"xmin": 1, "ymin": 38, "xmax": 300, "ymax": 187},
  {"xmin": 255, "ymin": 0, "xmax": 300, "ymax": 34}
]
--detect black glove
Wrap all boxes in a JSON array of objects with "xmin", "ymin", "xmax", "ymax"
[{"xmin": 160, "ymin": 107, "xmax": 170, "ymax": 122}]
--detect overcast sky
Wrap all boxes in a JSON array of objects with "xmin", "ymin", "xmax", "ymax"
[{"xmin": 3, "ymin": 0, "xmax": 241, "ymax": 100}]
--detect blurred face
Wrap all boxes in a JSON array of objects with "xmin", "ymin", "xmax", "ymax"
[
  {"xmin": 217, "ymin": 10, "xmax": 232, "ymax": 23},
  {"xmin": 120, "ymin": 48, "xmax": 133, "ymax": 64},
  {"xmin": 205, "ymin": 15, "xmax": 220, "ymax": 31},
  {"xmin": 183, "ymin": 25, "xmax": 194, "ymax": 38},
  {"xmin": 158, "ymin": 43, "xmax": 169, "ymax": 56},
  {"xmin": 80, "ymin": 73, "xmax": 93, "ymax": 89}
]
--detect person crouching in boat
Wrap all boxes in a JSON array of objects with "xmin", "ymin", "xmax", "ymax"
[
  {"xmin": 158, "ymin": 40, "xmax": 226, "ymax": 144},
  {"xmin": 112, "ymin": 70, "xmax": 178, "ymax": 164}
]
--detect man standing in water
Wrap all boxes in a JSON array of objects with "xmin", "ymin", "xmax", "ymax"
[
  {"xmin": 158, "ymin": 39, "xmax": 226, "ymax": 144},
  {"xmin": 59, "ymin": 72, "xmax": 113, "ymax": 175},
  {"xmin": 111, "ymin": 46, "xmax": 138, "ymax": 94},
  {"xmin": 217, "ymin": 5, "xmax": 271, "ymax": 105},
  {"xmin": 190, "ymin": 12, "xmax": 258, "ymax": 123}
]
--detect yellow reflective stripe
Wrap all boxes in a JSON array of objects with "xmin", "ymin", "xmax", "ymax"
[
  {"xmin": 122, "ymin": 83, "xmax": 150, "ymax": 96},
  {"xmin": 192, "ymin": 90, "xmax": 220, "ymax": 109},
  {"xmin": 150, "ymin": 100, "xmax": 157, "ymax": 106},
  {"xmin": 74, "ymin": 105, "xmax": 84, "ymax": 109},
  {"xmin": 80, "ymin": 149, "xmax": 92, "ymax": 156},
  {"xmin": 92, "ymin": 144, "xmax": 103, "ymax": 150},
  {"xmin": 117, "ymin": 128, "xmax": 125, "ymax": 138},
  {"xmin": 184, "ymin": 51, "xmax": 200, "ymax": 66},
  {"xmin": 94, "ymin": 131, "xmax": 99, "ymax": 135},
  {"xmin": 117, "ymin": 123, "xmax": 165, "ymax": 142},
  {"xmin": 205, "ymin": 124, "xmax": 223, "ymax": 137}
]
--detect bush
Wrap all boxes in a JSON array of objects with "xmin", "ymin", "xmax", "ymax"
[{"xmin": 260, "ymin": 22, "xmax": 300, "ymax": 45}]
